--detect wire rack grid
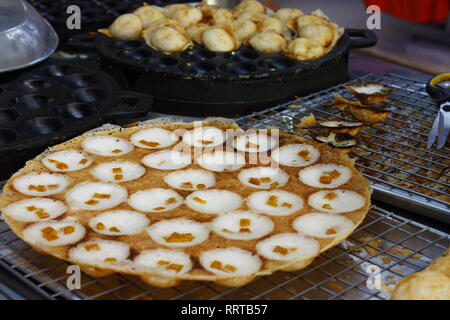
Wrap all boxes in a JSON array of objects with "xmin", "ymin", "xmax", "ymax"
[
  {"xmin": 0, "ymin": 204, "xmax": 448, "ymax": 300},
  {"xmin": 236, "ymin": 72, "xmax": 450, "ymax": 223}
]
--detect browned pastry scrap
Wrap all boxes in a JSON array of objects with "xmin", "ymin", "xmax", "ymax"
[
  {"xmin": 332, "ymin": 94, "xmax": 391, "ymax": 123},
  {"xmin": 342, "ymin": 83, "xmax": 394, "ymax": 105},
  {"xmin": 0, "ymin": 119, "xmax": 371, "ymax": 288}
]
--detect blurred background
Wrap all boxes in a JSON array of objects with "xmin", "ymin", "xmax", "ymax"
[{"xmin": 270, "ymin": 0, "xmax": 450, "ymax": 74}]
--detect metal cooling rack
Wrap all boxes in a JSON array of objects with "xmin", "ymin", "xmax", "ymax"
[
  {"xmin": 0, "ymin": 204, "xmax": 448, "ymax": 300},
  {"xmin": 236, "ymin": 73, "xmax": 450, "ymax": 224}
]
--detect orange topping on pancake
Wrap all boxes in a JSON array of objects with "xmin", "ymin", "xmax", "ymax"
[
  {"xmin": 152, "ymin": 206, "xmax": 165, "ymax": 211},
  {"xmin": 249, "ymin": 177, "xmax": 261, "ymax": 185},
  {"xmin": 273, "ymin": 245, "xmax": 288, "ymax": 255},
  {"xmin": 114, "ymin": 174, "xmax": 123, "ymax": 180},
  {"xmin": 193, "ymin": 197, "xmax": 207, "ymax": 204},
  {"xmin": 281, "ymin": 202, "xmax": 292, "ymax": 208},
  {"xmin": 35, "ymin": 209, "xmax": 50, "ymax": 219},
  {"xmin": 85, "ymin": 199, "xmax": 99, "ymax": 205},
  {"xmin": 96, "ymin": 222, "xmax": 105, "ymax": 230},
  {"xmin": 139, "ymin": 140, "xmax": 160, "ymax": 148},
  {"xmin": 198, "ymin": 139, "xmax": 214, "ymax": 145},
  {"xmin": 112, "ymin": 168, "xmax": 122, "ymax": 174},
  {"xmin": 224, "ymin": 264, "xmax": 236, "ymax": 272},
  {"xmin": 239, "ymin": 228, "xmax": 251, "ymax": 233},
  {"xmin": 109, "ymin": 227, "xmax": 120, "ymax": 233},
  {"xmin": 324, "ymin": 192, "xmax": 337, "ymax": 200},
  {"xmin": 180, "ymin": 181, "xmax": 193, "ymax": 189},
  {"xmin": 270, "ymin": 181, "xmax": 279, "ymax": 188},
  {"xmin": 319, "ymin": 176, "xmax": 333, "ymax": 184},
  {"xmin": 79, "ymin": 158, "xmax": 88, "ymax": 165},
  {"xmin": 104, "ymin": 257, "xmax": 117, "ymax": 262},
  {"xmin": 41, "ymin": 226, "xmax": 58, "ymax": 241},
  {"xmin": 240, "ymin": 219, "xmax": 251, "ymax": 227},
  {"xmin": 260, "ymin": 177, "xmax": 272, "ymax": 183},
  {"xmin": 326, "ymin": 228, "xmax": 337, "ymax": 235},
  {"xmin": 48, "ymin": 184, "xmax": 59, "ymax": 189},
  {"xmin": 197, "ymin": 184, "xmax": 206, "ymax": 189},
  {"xmin": 26, "ymin": 205, "xmax": 37, "ymax": 211},
  {"xmin": 322, "ymin": 204, "xmax": 332, "ymax": 210},
  {"xmin": 165, "ymin": 197, "xmax": 177, "ymax": 205},
  {"xmin": 112, "ymin": 149, "xmax": 122, "ymax": 154},
  {"xmin": 61, "ymin": 226, "xmax": 75, "ymax": 234},
  {"xmin": 211, "ymin": 260, "xmax": 222, "ymax": 270},
  {"xmin": 167, "ymin": 264, "xmax": 183, "ymax": 273},
  {"xmin": 85, "ymin": 244, "xmax": 100, "ymax": 251},
  {"xmin": 266, "ymin": 195, "xmax": 279, "ymax": 207},
  {"xmin": 246, "ymin": 141, "xmax": 259, "ymax": 149},
  {"xmin": 164, "ymin": 232, "xmax": 194, "ymax": 243},
  {"xmin": 48, "ymin": 159, "xmax": 69, "ymax": 170},
  {"xmin": 93, "ymin": 193, "xmax": 111, "ymax": 199},
  {"xmin": 298, "ymin": 150, "xmax": 311, "ymax": 161}
]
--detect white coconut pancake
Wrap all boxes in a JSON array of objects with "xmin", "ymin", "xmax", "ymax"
[
  {"xmin": 13, "ymin": 172, "xmax": 70, "ymax": 196},
  {"xmin": 200, "ymin": 248, "xmax": 262, "ymax": 276},
  {"xmin": 211, "ymin": 211, "xmax": 274, "ymax": 240},
  {"xmin": 141, "ymin": 150, "xmax": 191, "ymax": 170},
  {"xmin": 42, "ymin": 150, "xmax": 93, "ymax": 172},
  {"xmin": 233, "ymin": 132, "xmax": 277, "ymax": 153},
  {"xmin": 128, "ymin": 188, "xmax": 183, "ymax": 212},
  {"xmin": 293, "ymin": 213, "xmax": 355, "ymax": 239},
  {"xmin": 90, "ymin": 161, "xmax": 145, "ymax": 183},
  {"xmin": 66, "ymin": 182, "xmax": 128, "ymax": 211},
  {"xmin": 82, "ymin": 136, "xmax": 133, "ymax": 156},
  {"xmin": 196, "ymin": 150, "xmax": 245, "ymax": 172},
  {"xmin": 182, "ymin": 126, "xmax": 225, "ymax": 147},
  {"xmin": 88, "ymin": 210, "xmax": 150, "ymax": 235},
  {"xmin": 248, "ymin": 190, "xmax": 303, "ymax": 216},
  {"xmin": 130, "ymin": 127, "xmax": 178, "ymax": 149},
  {"xmin": 271, "ymin": 144, "xmax": 320, "ymax": 167},
  {"xmin": 256, "ymin": 233, "xmax": 320, "ymax": 261},
  {"xmin": 146, "ymin": 218, "xmax": 209, "ymax": 248},
  {"xmin": 164, "ymin": 169, "xmax": 216, "ymax": 190},
  {"xmin": 134, "ymin": 249, "xmax": 192, "ymax": 275},
  {"xmin": 308, "ymin": 189, "xmax": 365, "ymax": 214},
  {"xmin": 238, "ymin": 166, "xmax": 289, "ymax": 189},
  {"xmin": 69, "ymin": 239, "xmax": 130, "ymax": 264},
  {"xmin": 299, "ymin": 164, "xmax": 352, "ymax": 188},
  {"xmin": 2, "ymin": 198, "xmax": 67, "ymax": 222},
  {"xmin": 23, "ymin": 220, "xmax": 86, "ymax": 246},
  {"xmin": 185, "ymin": 189, "xmax": 242, "ymax": 214}
]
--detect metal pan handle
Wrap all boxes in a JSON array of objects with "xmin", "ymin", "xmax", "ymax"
[
  {"xmin": 346, "ymin": 28, "xmax": 377, "ymax": 49},
  {"xmin": 105, "ymin": 91, "xmax": 154, "ymax": 119},
  {"xmin": 67, "ymin": 33, "xmax": 97, "ymax": 50}
]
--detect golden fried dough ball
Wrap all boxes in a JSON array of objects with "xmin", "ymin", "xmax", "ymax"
[
  {"xmin": 258, "ymin": 16, "xmax": 283, "ymax": 34},
  {"xmin": 274, "ymin": 8, "xmax": 303, "ymax": 25},
  {"xmin": 249, "ymin": 31, "xmax": 286, "ymax": 53},
  {"xmin": 109, "ymin": 14, "xmax": 143, "ymax": 40},
  {"xmin": 234, "ymin": 11, "xmax": 266, "ymax": 23},
  {"xmin": 171, "ymin": 7, "xmax": 203, "ymax": 27},
  {"xmin": 202, "ymin": 26, "xmax": 240, "ymax": 52},
  {"xmin": 232, "ymin": 19, "xmax": 257, "ymax": 42},
  {"xmin": 211, "ymin": 8, "xmax": 233, "ymax": 25},
  {"xmin": 234, "ymin": 0, "xmax": 265, "ymax": 14},
  {"xmin": 133, "ymin": 5, "xmax": 166, "ymax": 28},
  {"xmin": 391, "ymin": 271, "xmax": 450, "ymax": 300},
  {"xmin": 299, "ymin": 24, "xmax": 334, "ymax": 46},
  {"xmin": 143, "ymin": 26, "xmax": 192, "ymax": 54},
  {"xmin": 288, "ymin": 13, "xmax": 328, "ymax": 34},
  {"xmin": 284, "ymin": 38, "xmax": 324, "ymax": 60},
  {"xmin": 164, "ymin": 4, "xmax": 189, "ymax": 16},
  {"xmin": 186, "ymin": 23, "xmax": 209, "ymax": 44}
]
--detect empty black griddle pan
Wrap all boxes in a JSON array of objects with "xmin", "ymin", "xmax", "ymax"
[
  {"xmin": 0, "ymin": 59, "xmax": 153, "ymax": 180},
  {"xmin": 70, "ymin": 28, "xmax": 377, "ymax": 117}
]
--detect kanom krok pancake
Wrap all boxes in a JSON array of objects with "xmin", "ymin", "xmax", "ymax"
[{"xmin": 0, "ymin": 119, "xmax": 371, "ymax": 288}]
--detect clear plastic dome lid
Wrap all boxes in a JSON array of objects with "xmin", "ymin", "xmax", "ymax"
[{"xmin": 0, "ymin": 0, "xmax": 58, "ymax": 73}]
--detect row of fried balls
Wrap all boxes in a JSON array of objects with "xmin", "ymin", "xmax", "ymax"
[{"xmin": 99, "ymin": 0, "xmax": 343, "ymax": 61}]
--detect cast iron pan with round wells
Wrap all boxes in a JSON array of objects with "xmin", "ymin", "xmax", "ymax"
[
  {"xmin": 69, "ymin": 28, "xmax": 377, "ymax": 117},
  {"xmin": 28, "ymin": 0, "xmax": 194, "ymax": 47},
  {"xmin": 0, "ymin": 60, "xmax": 153, "ymax": 180}
]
